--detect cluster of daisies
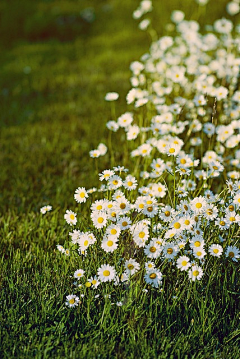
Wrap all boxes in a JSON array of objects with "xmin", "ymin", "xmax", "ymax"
[
  {"xmin": 62, "ymin": 0, "xmax": 240, "ymax": 308},
  {"xmin": 62, "ymin": 166, "xmax": 240, "ymax": 307}
]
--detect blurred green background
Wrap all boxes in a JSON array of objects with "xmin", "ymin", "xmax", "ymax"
[{"xmin": 0, "ymin": 0, "xmax": 234, "ymax": 214}]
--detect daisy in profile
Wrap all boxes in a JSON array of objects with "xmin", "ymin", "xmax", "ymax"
[
  {"xmin": 64, "ymin": 210, "xmax": 77, "ymax": 226},
  {"xmin": 97, "ymin": 264, "xmax": 116, "ymax": 282},
  {"xmin": 225, "ymin": 246, "xmax": 240, "ymax": 262},
  {"xmin": 74, "ymin": 187, "xmax": 88, "ymax": 203},
  {"xmin": 144, "ymin": 269, "xmax": 163, "ymax": 288},
  {"xmin": 176, "ymin": 256, "xmax": 191, "ymax": 271},
  {"xmin": 74, "ymin": 269, "xmax": 85, "ymax": 280},
  {"xmin": 208, "ymin": 244, "xmax": 223, "ymax": 257},
  {"xmin": 125, "ymin": 258, "xmax": 140, "ymax": 276},
  {"xmin": 99, "ymin": 169, "xmax": 115, "ymax": 181},
  {"xmin": 105, "ymin": 92, "xmax": 119, "ymax": 101},
  {"xmin": 65, "ymin": 294, "xmax": 80, "ymax": 308},
  {"xmin": 40, "ymin": 205, "xmax": 52, "ymax": 214},
  {"xmin": 188, "ymin": 265, "xmax": 204, "ymax": 281}
]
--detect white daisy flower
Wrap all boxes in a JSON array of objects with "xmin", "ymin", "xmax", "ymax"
[
  {"xmin": 65, "ymin": 294, "xmax": 80, "ymax": 308},
  {"xmin": 40, "ymin": 205, "xmax": 52, "ymax": 214},
  {"xmin": 225, "ymin": 246, "xmax": 240, "ymax": 262},
  {"xmin": 208, "ymin": 244, "xmax": 223, "ymax": 257},
  {"xmin": 64, "ymin": 210, "xmax": 77, "ymax": 226},
  {"xmin": 74, "ymin": 187, "xmax": 88, "ymax": 203},
  {"xmin": 125, "ymin": 258, "xmax": 140, "ymax": 275},
  {"xmin": 176, "ymin": 256, "xmax": 191, "ymax": 271},
  {"xmin": 74, "ymin": 269, "xmax": 85, "ymax": 279},
  {"xmin": 97, "ymin": 264, "xmax": 116, "ymax": 282},
  {"xmin": 188, "ymin": 265, "xmax": 204, "ymax": 281}
]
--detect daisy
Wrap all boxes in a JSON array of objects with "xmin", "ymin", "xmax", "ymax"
[
  {"xmin": 193, "ymin": 247, "xmax": 207, "ymax": 260},
  {"xmin": 97, "ymin": 264, "xmax": 116, "ymax": 282},
  {"xmin": 225, "ymin": 246, "xmax": 240, "ymax": 262},
  {"xmin": 145, "ymin": 261, "xmax": 156, "ymax": 271},
  {"xmin": 188, "ymin": 265, "xmax": 204, "ymax": 281},
  {"xmin": 105, "ymin": 92, "xmax": 119, "ymax": 101},
  {"xmin": 125, "ymin": 258, "xmax": 140, "ymax": 275},
  {"xmin": 108, "ymin": 175, "xmax": 123, "ymax": 190},
  {"xmin": 189, "ymin": 237, "xmax": 205, "ymax": 250},
  {"xmin": 208, "ymin": 244, "xmax": 223, "ymax": 257},
  {"xmin": 144, "ymin": 269, "xmax": 162, "ymax": 288},
  {"xmin": 106, "ymin": 224, "xmax": 121, "ymax": 239},
  {"xmin": 190, "ymin": 196, "xmax": 207, "ymax": 214},
  {"xmin": 99, "ymin": 169, "xmax": 115, "ymax": 181},
  {"xmin": 233, "ymin": 192, "xmax": 240, "ymax": 207},
  {"xmin": 74, "ymin": 269, "xmax": 85, "ymax": 279},
  {"xmin": 114, "ymin": 197, "xmax": 131, "ymax": 215},
  {"xmin": 91, "ymin": 211, "xmax": 108, "ymax": 229},
  {"xmin": 117, "ymin": 112, "xmax": 133, "ymax": 128},
  {"xmin": 101, "ymin": 237, "xmax": 118, "ymax": 253},
  {"xmin": 64, "ymin": 210, "xmax": 77, "ymax": 226},
  {"xmin": 176, "ymin": 256, "xmax": 191, "ymax": 271},
  {"xmin": 89, "ymin": 149, "xmax": 101, "ymax": 158},
  {"xmin": 163, "ymin": 142, "xmax": 181, "ymax": 156},
  {"xmin": 123, "ymin": 175, "xmax": 138, "ymax": 190},
  {"xmin": 163, "ymin": 243, "xmax": 179, "ymax": 259},
  {"xmin": 117, "ymin": 216, "xmax": 132, "ymax": 230},
  {"xmin": 65, "ymin": 294, "xmax": 80, "ymax": 308},
  {"xmin": 40, "ymin": 205, "xmax": 52, "ymax": 214},
  {"xmin": 144, "ymin": 241, "xmax": 162, "ymax": 259},
  {"xmin": 74, "ymin": 187, "xmax": 88, "ymax": 203}
]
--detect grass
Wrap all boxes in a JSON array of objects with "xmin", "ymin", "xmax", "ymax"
[{"xmin": 1, "ymin": 0, "xmax": 240, "ymax": 357}]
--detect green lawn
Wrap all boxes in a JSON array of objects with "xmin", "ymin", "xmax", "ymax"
[{"xmin": 1, "ymin": 0, "xmax": 240, "ymax": 357}]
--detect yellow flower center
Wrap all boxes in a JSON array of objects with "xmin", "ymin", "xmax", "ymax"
[
  {"xmin": 182, "ymin": 260, "xmax": 187, "ymax": 266},
  {"xmin": 128, "ymin": 181, "xmax": 133, "ymax": 186},
  {"xmin": 213, "ymin": 248, "xmax": 219, "ymax": 254},
  {"xmin": 139, "ymin": 204, "xmax": 144, "ymax": 209},
  {"xmin": 220, "ymin": 221, "xmax": 225, "ymax": 226},
  {"xmin": 195, "ymin": 241, "xmax": 201, "ymax": 247},
  {"xmin": 196, "ymin": 251, "xmax": 202, "ymax": 256},
  {"xmin": 229, "ymin": 205, "xmax": 234, "ymax": 211},
  {"xmin": 167, "ymin": 248, "xmax": 173, "ymax": 254},
  {"xmin": 193, "ymin": 270, "xmax": 199, "ymax": 277},
  {"xmin": 169, "ymin": 148, "xmax": 175, "ymax": 154},
  {"xmin": 110, "ymin": 229, "xmax": 117, "ymax": 235},
  {"xmin": 184, "ymin": 205, "xmax": 188, "ymax": 210},
  {"xmin": 120, "ymin": 203, "xmax": 126, "ymax": 209},
  {"xmin": 127, "ymin": 264, "xmax": 134, "ymax": 270},
  {"xmin": 98, "ymin": 217, "xmax": 104, "ymax": 223},
  {"xmin": 139, "ymin": 232, "xmax": 145, "ymax": 238},
  {"xmin": 206, "ymin": 209, "xmax": 213, "ymax": 215},
  {"xmin": 96, "ymin": 205, "xmax": 102, "ymax": 210},
  {"xmin": 174, "ymin": 222, "xmax": 181, "ymax": 229},
  {"xmin": 228, "ymin": 252, "xmax": 234, "ymax": 258},
  {"xmin": 103, "ymin": 270, "xmax": 110, "ymax": 277},
  {"xmin": 149, "ymin": 273, "xmax": 157, "ymax": 279},
  {"xmin": 84, "ymin": 240, "xmax": 89, "ymax": 246},
  {"xmin": 229, "ymin": 217, "xmax": 235, "ymax": 222},
  {"xmin": 80, "ymin": 192, "xmax": 85, "ymax": 198},
  {"xmin": 69, "ymin": 298, "xmax": 75, "ymax": 304},
  {"xmin": 150, "ymin": 246, "xmax": 156, "ymax": 253},
  {"xmin": 112, "ymin": 180, "xmax": 118, "ymax": 185},
  {"xmin": 165, "ymin": 211, "xmax": 170, "ymax": 217},
  {"xmin": 195, "ymin": 203, "xmax": 202, "ymax": 209},
  {"xmin": 107, "ymin": 241, "xmax": 114, "ymax": 247},
  {"xmin": 180, "ymin": 159, "xmax": 186, "ymax": 164},
  {"xmin": 111, "ymin": 212, "xmax": 116, "ymax": 217},
  {"xmin": 122, "ymin": 221, "xmax": 128, "ymax": 227},
  {"xmin": 92, "ymin": 280, "xmax": 97, "ymax": 285},
  {"xmin": 70, "ymin": 214, "xmax": 75, "ymax": 220},
  {"xmin": 184, "ymin": 220, "xmax": 190, "ymax": 225},
  {"xmin": 77, "ymin": 272, "xmax": 82, "ymax": 277},
  {"xmin": 147, "ymin": 206, "xmax": 153, "ymax": 212}
]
